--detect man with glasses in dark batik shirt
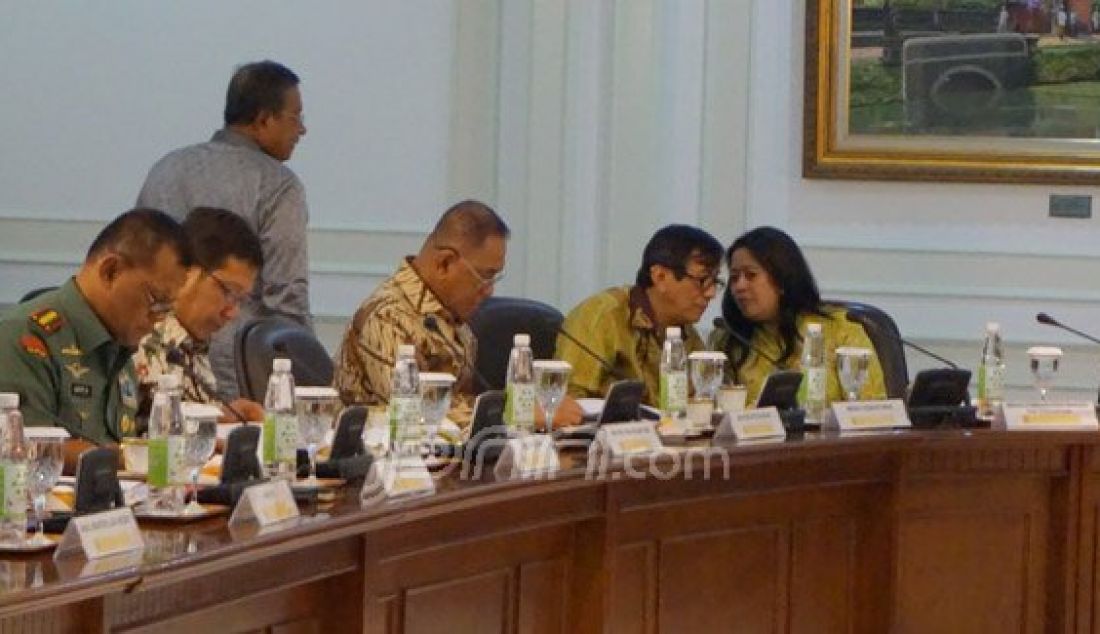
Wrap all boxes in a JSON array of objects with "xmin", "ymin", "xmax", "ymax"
[
  {"xmin": 334, "ymin": 200, "xmax": 583, "ymax": 430},
  {"xmin": 556, "ymin": 224, "xmax": 724, "ymax": 406},
  {"xmin": 0, "ymin": 209, "xmax": 191, "ymax": 467},
  {"xmin": 133, "ymin": 208, "xmax": 265, "ymax": 424}
]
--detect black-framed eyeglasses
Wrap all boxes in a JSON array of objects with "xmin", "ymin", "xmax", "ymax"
[
  {"xmin": 143, "ymin": 284, "xmax": 174, "ymax": 316},
  {"xmin": 676, "ymin": 270, "xmax": 725, "ymax": 291},
  {"xmin": 206, "ymin": 270, "xmax": 250, "ymax": 306},
  {"xmin": 436, "ymin": 245, "xmax": 506, "ymax": 289}
]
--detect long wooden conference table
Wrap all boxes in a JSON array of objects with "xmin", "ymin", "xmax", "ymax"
[{"xmin": 1, "ymin": 428, "xmax": 1099, "ymax": 633}]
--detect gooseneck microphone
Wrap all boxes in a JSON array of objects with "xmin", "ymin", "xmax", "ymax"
[
  {"xmin": 1037, "ymin": 312, "xmax": 1100, "ymax": 404},
  {"xmin": 422, "ymin": 315, "xmax": 493, "ymax": 391},
  {"xmin": 553, "ymin": 323, "xmax": 628, "ymax": 381},
  {"xmin": 166, "ymin": 344, "xmax": 248, "ymax": 423},
  {"xmin": 842, "ymin": 313, "xmax": 959, "ymax": 369},
  {"xmin": 1037, "ymin": 312, "xmax": 1100, "ymax": 346}
]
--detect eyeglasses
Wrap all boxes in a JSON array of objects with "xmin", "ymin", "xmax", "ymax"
[
  {"xmin": 677, "ymin": 270, "xmax": 726, "ymax": 291},
  {"xmin": 437, "ymin": 246, "xmax": 506, "ymax": 289},
  {"xmin": 143, "ymin": 284, "xmax": 174, "ymax": 316},
  {"xmin": 207, "ymin": 271, "xmax": 250, "ymax": 306}
]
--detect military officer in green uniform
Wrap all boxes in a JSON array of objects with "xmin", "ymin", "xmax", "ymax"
[{"xmin": 0, "ymin": 208, "xmax": 191, "ymax": 467}]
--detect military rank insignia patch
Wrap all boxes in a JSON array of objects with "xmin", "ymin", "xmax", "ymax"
[
  {"xmin": 19, "ymin": 334, "xmax": 47, "ymax": 359},
  {"xmin": 29, "ymin": 309, "xmax": 63, "ymax": 334}
]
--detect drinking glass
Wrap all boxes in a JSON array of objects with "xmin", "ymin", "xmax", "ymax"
[
  {"xmin": 182, "ymin": 418, "xmax": 217, "ymax": 514},
  {"xmin": 25, "ymin": 436, "xmax": 63, "ymax": 545},
  {"xmin": 295, "ymin": 387, "xmax": 341, "ymax": 484},
  {"xmin": 836, "ymin": 347, "xmax": 873, "ymax": 401},
  {"xmin": 689, "ymin": 351, "xmax": 727, "ymax": 403},
  {"xmin": 534, "ymin": 360, "xmax": 571, "ymax": 434},
  {"xmin": 1028, "ymin": 346, "xmax": 1062, "ymax": 402},
  {"xmin": 419, "ymin": 373, "xmax": 456, "ymax": 451}
]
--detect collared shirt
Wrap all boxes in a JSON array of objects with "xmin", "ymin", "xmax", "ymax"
[
  {"xmin": 0, "ymin": 278, "xmax": 139, "ymax": 444},
  {"xmin": 709, "ymin": 306, "xmax": 887, "ymax": 405},
  {"xmin": 136, "ymin": 127, "xmax": 311, "ymax": 399},
  {"xmin": 333, "ymin": 258, "xmax": 476, "ymax": 427},
  {"xmin": 556, "ymin": 285, "xmax": 705, "ymax": 406},
  {"xmin": 133, "ymin": 314, "xmax": 217, "ymax": 404}
]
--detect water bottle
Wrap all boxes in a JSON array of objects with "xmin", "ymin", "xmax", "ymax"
[
  {"xmin": 147, "ymin": 373, "xmax": 186, "ymax": 507},
  {"xmin": 0, "ymin": 393, "xmax": 27, "ymax": 543},
  {"xmin": 504, "ymin": 334, "xmax": 536, "ymax": 434},
  {"xmin": 263, "ymin": 358, "xmax": 298, "ymax": 478},
  {"xmin": 660, "ymin": 327, "xmax": 688, "ymax": 420},
  {"xmin": 977, "ymin": 322, "xmax": 1005, "ymax": 418},
  {"xmin": 390, "ymin": 344, "xmax": 422, "ymax": 457},
  {"xmin": 800, "ymin": 323, "xmax": 827, "ymax": 424}
]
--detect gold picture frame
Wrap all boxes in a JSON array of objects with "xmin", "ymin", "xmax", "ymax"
[{"xmin": 805, "ymin": 0, "xmax": 1100, "ymax": 184}]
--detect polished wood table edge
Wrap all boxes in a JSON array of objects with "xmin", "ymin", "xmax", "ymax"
[{"xmin": 2, "ymin": 427, "xmax": 1099, "ymax": 621}]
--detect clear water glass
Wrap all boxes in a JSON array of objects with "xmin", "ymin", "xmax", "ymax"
[
  {"xmin": 534, "ymin": 360, "xmax": 571, "ymax": 434},
  {"xmin": 420, "ymin": 373, "xmax": 456, "ymax": 451},
  {"xmin": 689, "ymin": 351, "xmax": 726, "ymax": 402},
  {"xmin": 836, "ymin": 347, "xmax": 873, "ymax": 401},
  {"xmin": 295, "ymin": 387, "xmax": 341, "ymax": 483},
  {"xmin": 183, "ymin": 418, "xmax": 217, "ymax": 514},
  {"xmin": 26, "ymin": 437, "xmax": 63, "ymax": 544},
  {"xmin": 1028, "ymin": 346, "xmax": 1062, "ymax": 402}
]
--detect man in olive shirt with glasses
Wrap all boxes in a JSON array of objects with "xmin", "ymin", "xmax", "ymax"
[
  {"xmin": 0, "ymin": 209, "xmax": 191, "ymax": 467},
  {"xmin": 556, "ymin": 224, "xmax": 724, "ymax": 406}
]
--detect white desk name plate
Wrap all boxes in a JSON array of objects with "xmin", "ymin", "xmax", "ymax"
[
  {"xmin": 494, "ymin": 435, "xmax": 559, "ymax": 479},
  {"xmin": 229, "ymin": 479, "xmax": 299, "ymax": 528},
  {"xmin": 714, "ymin": 407, "xmax": 786, "ymax": 442},
  {"xmin": 997, "ymin": 403, "xmax": 1099, "ymax": 431},
  {"xmin": 591, "ymin": 421, "xmax": 663, "ymax": 460},
  {"xmin": 363, "ymin": 457, "xmax": 435, "ymax": 500},
  {"xmin": 830, "ymin": 400, "xmax": 911, "ymax": 432},
  {"xmin": 54, "ymin": 507, "xmax": 143, "ymax": 560}
]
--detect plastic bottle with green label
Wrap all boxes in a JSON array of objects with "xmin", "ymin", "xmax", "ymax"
[
  {"xmin": 799, "ymin": 323, "xmax": 827, "ymax": 424},
  {"xmin": 660, "ymin": 327, "xmax": 688, "ymax": 420},
  {"xmin": 0, "ymin": 393, "xmax": 27, "ymax": 544},
  {"xmin": 263, "ymin": 358, "xmax": 298, "ymax": 479},
  {"xmin": 147, "ymin": 373, "xmax": 186, "ymax": 510},
  {"xmin": 977, "ymin": 322, "xmax": 1005, "ymax": 418},
  {"xmin": 389, "ymin": 344, "xmax": 422, "ymax": 457},
  {"xmin": 504, "ymin": 334, "xmax": 536, "ymax": 434}
]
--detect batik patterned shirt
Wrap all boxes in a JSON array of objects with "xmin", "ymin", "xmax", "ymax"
[{"xmin": 333, "ymin": 258, "xmax": 476, "ymax": 427}]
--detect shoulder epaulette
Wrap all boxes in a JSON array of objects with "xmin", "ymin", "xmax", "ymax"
[{"xmin": 28, "ymin": 308, "xmax": 64, "ymax": 335}]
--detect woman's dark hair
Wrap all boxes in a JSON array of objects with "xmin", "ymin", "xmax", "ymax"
[{"xmin": 720, "ymin": 226, "xmax": 827, "ymax": 378}]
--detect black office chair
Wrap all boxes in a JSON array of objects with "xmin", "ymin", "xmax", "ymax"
[
  {"xmin": 825, "ymin": 300, "xmax": 909, "ymax": 399},
  {"xmin": 234, "ymin": 317, "xmax": 335, "ymax": 401},
  {"xmin": 467, "ymin": 296, "xmax": 564, "ymax": 392}
]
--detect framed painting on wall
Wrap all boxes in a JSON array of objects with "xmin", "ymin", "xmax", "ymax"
[{"xmin": 805, "ymin": 0, "xmax": 1100, "ymax": 184}]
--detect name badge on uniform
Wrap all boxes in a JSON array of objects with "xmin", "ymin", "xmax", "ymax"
[{"xmin": 70, "ymin": 384, "xmax": 92, "ymax": 399}]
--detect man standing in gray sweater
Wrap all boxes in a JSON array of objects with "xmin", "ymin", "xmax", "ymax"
[{"xmin": 136, "ymin": 60, "xmax": 311, "ymax": 399}]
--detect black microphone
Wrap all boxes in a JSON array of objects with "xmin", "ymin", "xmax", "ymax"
[
  {"xmin": 842, "ymin": 313, "xmax": 959, "ymax": 369},
  {"xmin": 166, "ymin": 344, "xmax": 249, "ymax": 423},
  {"xmin": 712, "ymin": 317, "xmax": 780, "ymax": 365},
  {"xmin": 422, "ymin": 315, "xmax": 493, "ymax": 391},
  {"xmin": 553, "ymin": 323, "xmax": 629, "ymax": 381},
  {"xmin": 1037, "ymin": 312, "xmax": 1100, "ymax": 346},
  {"xmin": 1037, "ymin": 312, "xmax": 1100, "ymax": 405}
]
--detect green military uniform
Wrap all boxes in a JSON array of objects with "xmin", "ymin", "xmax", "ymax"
[
  {"xmin": 556, "ymin": 285, "xmax": 705, "ymax": 406},
  {"xmin": 0, "ymin": 278, "xmax": 139, "ymax": 444}
]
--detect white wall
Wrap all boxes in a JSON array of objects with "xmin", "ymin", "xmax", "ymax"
[
  {"xmin": 750, "ymin": 0, "xmax": 1100, "ymax": 399},
  {"xmin": 2, "ymin": 0, "xmax": 1097, "ymax": 400}
]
